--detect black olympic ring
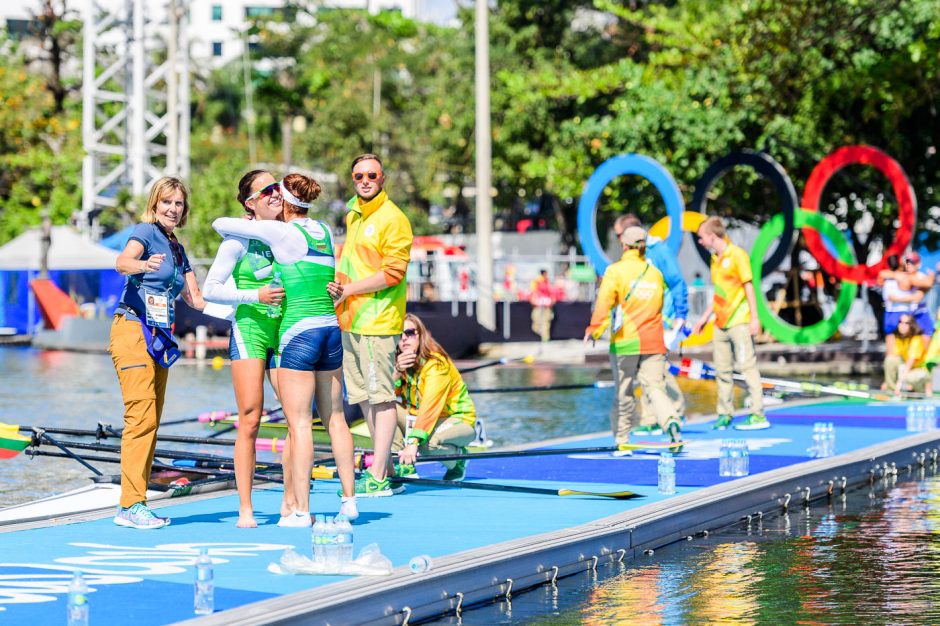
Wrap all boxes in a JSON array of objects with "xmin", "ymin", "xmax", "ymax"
[{"xmin": 689, "ymin": 150, "xmax": 798, "ymax": 274}]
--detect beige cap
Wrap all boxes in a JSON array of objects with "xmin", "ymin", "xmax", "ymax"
[{"xmin": 621, "ymin": 226, "xmax": 647, "ymax": 246}]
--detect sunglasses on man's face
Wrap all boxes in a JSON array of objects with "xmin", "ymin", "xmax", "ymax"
[
  {"xmin": 353, "ymin": 171, "xmax": 380, "ymax": 182},
  {"xmin": 246, "ymin": 182, "xmax": 278, "ymax": 202},
  {"xmin": 402, "ymin": 328, "xmax": 418, "ymax": 337}
]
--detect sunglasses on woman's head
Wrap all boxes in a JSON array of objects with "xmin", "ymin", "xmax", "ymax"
[
  {"xmin": 246, "ymin": 182, "xmax": 278, "ymax": 202},
  {"xmin": 353, "ymin": 172, "xmax": 380, "ymax": 182},
  {"xmin": 402, "ymin": 328, "xmax": 418, "ymax": 337}
]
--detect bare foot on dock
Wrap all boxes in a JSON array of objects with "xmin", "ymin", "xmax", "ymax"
[{"xmin": 236, "ymin": 512, "xmax": 258, "ymax": 528}]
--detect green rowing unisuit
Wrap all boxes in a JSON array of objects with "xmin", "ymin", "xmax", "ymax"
[{"xmin": 274, "ymin": 219, "xmax": 337, "ymax": 346}]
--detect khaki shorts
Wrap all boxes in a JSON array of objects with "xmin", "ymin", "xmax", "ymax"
[{"xmin": 342, "ymin": 332, "xmax": 399, "ymax": 405}]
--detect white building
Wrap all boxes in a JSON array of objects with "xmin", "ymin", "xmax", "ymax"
[{"xmin": 1, "ymin": 0, "xmax": 456, "ymax": 66}]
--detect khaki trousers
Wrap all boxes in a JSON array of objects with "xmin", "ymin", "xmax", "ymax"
[
  {"xmin": 639, "ymin": 367, "xmax": 686, "ymax": 426},
  {"xmin": 713, "ymin": 323, "xmax": 764, "ymax": 418},
  {"xmin": 531, "ymin": 306, "xmax": 553, "ymax": 342},
  {"xmin": 884, "ymin": 355, "xmax": 929, "ymax": 393},
  {"xmin": 109, "ymin": 315, "xmax": 168, "ymax": 508},
  {"xmin": 391, "ymin": 405, "xmax": 476, "ymax": 469},
  {"xmin": 609, "ymin": 353, "xmax": 675, "ymax": 445}
]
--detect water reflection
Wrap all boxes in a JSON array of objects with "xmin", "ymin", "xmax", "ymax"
[{"xmin": 434, "ymin": 473, "xmax": 940, "ymax": 624}]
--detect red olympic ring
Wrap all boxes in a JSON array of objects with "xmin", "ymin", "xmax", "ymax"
[{"xmin": 801, "ymin": 145, "xmax": 917, "ymax": 284}]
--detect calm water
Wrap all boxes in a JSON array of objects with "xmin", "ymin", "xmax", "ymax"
[
  {"xmin": 0, "ymin": 347, "xmax": 721, "ymax": 507},
  {"xmin": 427, "ymin": 472, "xmax": 940, "ymax": 624}
]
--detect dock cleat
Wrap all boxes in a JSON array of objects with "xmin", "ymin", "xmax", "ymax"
[
  {"xmin": 631, "ymin": 424, "xmax": 663, "ymax": 436},
  {"xmin": 735, "ymin": 414, "xmax": 771, "ymax": 430},
  {"xmin": 443, "ymin": 459, "xmax": 467, "ymax": 482},
  {"xmin": 713, "ymin": 414, "xmax": 733, "ymax": 430},
  {"xmin": 113, "ymin": 502, "xmax": 169, "ymax": 529}
]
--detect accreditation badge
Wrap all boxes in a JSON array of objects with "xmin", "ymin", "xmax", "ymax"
[{"xmin": 144, "ymin": 290, "xmax": 172, "ymax": 328}]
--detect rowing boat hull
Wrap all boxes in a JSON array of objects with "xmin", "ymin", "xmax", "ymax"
[{"xmin": 206, "ymin": 418, "xmax": 375, "ymax": 447}]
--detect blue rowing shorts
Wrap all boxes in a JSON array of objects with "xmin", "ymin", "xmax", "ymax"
[{"xmin": 279, "ymin": 325, "xmax": 342, "ymax": 372}]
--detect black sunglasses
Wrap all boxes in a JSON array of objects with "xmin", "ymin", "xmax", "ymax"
[
  {"xmin": 402, "ymin": 328, "xmax": 418, "ymax": 337},
  {"xmin": 353, "ymin": 172, "xmax": 380, "ymax": 182}
]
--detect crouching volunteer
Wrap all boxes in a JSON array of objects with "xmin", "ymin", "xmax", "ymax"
[{"xmin": 391, "ymin": 314, "xmax": 477, "ymax": 481}]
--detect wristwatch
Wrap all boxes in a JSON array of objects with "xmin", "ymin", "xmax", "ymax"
[{"xmin": 406, "ymin": 437, "xmax": 419, "ymax": 446}]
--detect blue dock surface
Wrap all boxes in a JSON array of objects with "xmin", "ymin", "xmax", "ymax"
[{"xmin": 1, "ymin": 397, "xmax": 937, "ymax": 624}]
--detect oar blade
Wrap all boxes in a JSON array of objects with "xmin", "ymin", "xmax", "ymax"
[{"xmin": 557, "ymin": 488, "xmax": 642, "ymax": 500}]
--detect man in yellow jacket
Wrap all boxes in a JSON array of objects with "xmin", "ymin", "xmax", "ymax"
[
  {"xmin": 585, "ymin": 226, "xmax": 680, "ymax": 450},
  {"xmin": 328, "ymin": 154, "xmax": 413, "ymax": 496}
]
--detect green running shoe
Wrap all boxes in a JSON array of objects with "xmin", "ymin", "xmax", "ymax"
[
  {"xmin": 631, "ymin": 424, "xmax": 663, "ymax": 436},
  {"xmin": 713, "ymin": 414, "xmax": 733, "ymax": 430},
  {"xmin": 734, "ymin": 414, "xmax": 771, "ymax": 430},
  {"xmin": 394, "ymin": 463, "xmax": 419, "ymax": 478},
  {"xmin": 337, "ymin": 469, "xmax": 396, "ymax": 497},
  {"xmin": 442, "ymin": 459, "xmax": 467, "ymax": 482}
]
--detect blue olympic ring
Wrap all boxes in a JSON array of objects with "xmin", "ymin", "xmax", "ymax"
[
  {"xmin": 689, "ymin": 150, "xmax": 798, "ymax": 274},
  {"xmin": 576, "ymin": 154, "xmax": 685, "ymax": 275}
]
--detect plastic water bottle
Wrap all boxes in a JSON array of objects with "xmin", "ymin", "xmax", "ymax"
[
  {"xmin": 335, "ymin": 514, "xmax": 354, "ymax": 563},
  {"xmin": 266, "ymin": 271, "xmax": 283, "ymax": 318},
  {"xmin": 719, "ymin": 440, "xmax": 732, "ymax": 476},
  {"xmin": 736, "ymin": 440, "xmax": 750, "ymax": 476},
  {"xmin": 409, "ymin": 555, "xmax": 433, "ymax": 573},
  {"xmin": 324, "ymin": 516, "xmax": 338, "ymax": 565},
  {"xmin": 825, "ymin": 423, "xmax": 836, "ymax": 457},
  {"xmin": 312, "ymin": 514, "xmax": 326, "ymax": 562},
  {"xmin": 66, "ymin": 570, "xmax": 89, "ymax": 626},
  {"xmin": 658, "ymin": 453, "xmax": 676, "ymax": 495},
  {"xmin": 930, "ymin": 405, "xmax": 937, "ymax": 430},
  {"xmin": 194, "ymin": 548, "xmax": 214, "ymax": 615},
  {"xmin": 810, "ymin": 423, "xmax": 823, "ymax": 457},
  {"xmin": 906, "ymin": 404, "xmax": 917, "ymax": 432}
]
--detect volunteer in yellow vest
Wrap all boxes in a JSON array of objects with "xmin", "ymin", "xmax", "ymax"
[
  {"xmin": 327, "ymin": 154, "xmax": 413, "ymax": 497},
  {"xmin": 584, "ymin": 226, "xmax": 681, "ymax": 449},
  {"xmin": 885, "ymin": 313, "xmax": 931, "ymax": 395},
  {"xmin": 690, "ymin": 216, "xmax": 769, "ymax": 430},
  {"xmin": 391, "ymin": 313, "xmax": 477, "ymax": 481}
]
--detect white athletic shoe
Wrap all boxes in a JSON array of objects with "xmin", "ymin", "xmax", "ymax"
[
  {"xmin": 611, "ymin": 449, "xmax": 633, "ymax": 457},
  {"xmin": 339, "ymin": 496, "xmax": 359, "ymax": 521},
  {"xmin": 276, "ymin": 510, "xmax": 312, "ymax": 528}
]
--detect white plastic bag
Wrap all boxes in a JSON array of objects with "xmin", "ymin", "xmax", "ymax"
[{"xmin": 268, "ymin": 544, "xmax": 393, "ymax": 576}]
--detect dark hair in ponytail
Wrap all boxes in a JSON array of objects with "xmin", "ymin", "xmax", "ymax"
[{"xmin": 236, "ymin": 170, "xmax": 272, "ymax": 215}]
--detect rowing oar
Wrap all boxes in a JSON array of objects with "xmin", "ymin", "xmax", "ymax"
[
  {"xmin": 669, "ymin": 357, "xmax": 883, "ymax": 400},
  {"xmin": 391, "ymin": 476, "xmax": 643, "ymax": 499},
  {"xmin": 413, "ymin": 441, "xmax": 684, "ymax": 463},
  {"xmin": 161, "ymin": 406, "xmax": 286, "ymax": 428},
  {"xmin": 457, "ymin": 355, "xmax": 535, "ymax": 375},
  {"xmin": 467, "ymin": 380, "xmax": 614, "ymax": 394}
]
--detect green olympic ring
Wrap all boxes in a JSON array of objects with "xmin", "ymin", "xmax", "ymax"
[{"xmin": 751, "ymin": 209, "xmax": 858, "ymax": 345}]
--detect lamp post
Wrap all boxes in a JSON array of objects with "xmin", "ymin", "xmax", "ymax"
[{"xmin": 474, "ymin": 0, "xmax": 494, "ymax": 331}]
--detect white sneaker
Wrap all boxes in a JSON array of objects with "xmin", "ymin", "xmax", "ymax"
[
  {"xmin": 276, "ymin": 510, "xmax": 312, "ymax": 528},
  {"xmin": 611, "ymin": 449, "xmax": 633, "ymax": 457},
  {"xmin": 339, "ymin": 496, "xmax": 359, "ymax": 521}
]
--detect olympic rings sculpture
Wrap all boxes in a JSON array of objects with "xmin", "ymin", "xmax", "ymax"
[{"xmin": 576, "ymin": 145, "xmax": 916, "ymax": 345}]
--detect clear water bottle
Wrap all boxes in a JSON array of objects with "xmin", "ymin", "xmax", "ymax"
[
  {"xmin": 409, "ymin": 555, "xmax": 433, "ymax": 573},
  {"xmin": 266, "ymin": 271, "xmax": 283, "ymax": 318},
  {"xmin": 324, "ymin": 516, "xmax": 339, "ymax": 565},
  {"xmin": 66, "ymin": 570, "xmax": 89, "ymax": 626},
  {"xmin": 810, "ymin": 423, "xmax": 823, "ymax": 457},
  {"xmin": 735, "ymin": 440, "xmax": 750, "ymax": 476},
  {"xmin": 919, "ymin": 404, "xmax": 930, "ymax": 432},
  {"xmin": 194, "ymin": 547, "xmax": 214, "ymax": 615},
  {"xmin": 930, "ymin": 405, "xmax": 937, "ymax": 430},
  {"xmin": 728, "ymin": 440, "xmax": 742, "ymax": 475},
  {"xmin": 334, "ymin": 514, "xmax": 354, "ymax": 563},
  {"xmin": 825, "ymin": 423, "xmax": 836, "ymax": 457},
  {"xmin": 906, "ymin": 404, "xmax": 917, "ymax": 432},
  {"xmin": 719, "ymin": 440, "xmax": 732, "ymax": 476},
  {"xmin": 658, "ymin": 453, "xmax": 676, "ymax": 495},
  {"xmin": 312, "ymin": 514, "xmax": 326, "ymax": 562}
]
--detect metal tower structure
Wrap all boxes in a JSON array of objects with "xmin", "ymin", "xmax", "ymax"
[{"xmin": 80, "ymin": 0, "xmax": 190, "ymax": 239}]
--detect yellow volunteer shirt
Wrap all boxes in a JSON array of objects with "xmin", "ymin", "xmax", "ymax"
[
  {"xmin": 585, "ymin": 249, "xmax": 666, "ymax": 355},
  {"xmin": 398, "ymin": 352, "xmax": 476, "ymax": 442},
  {"xmin": 711, "ymin": 242, "xmax": 752, "ymax": 329},
  {"xmin": 335, "ymin": 190, "xmax": 413, "ymax": 335},
  {"xmin": 896, "ymin": 335, "xmax": 927, "ymax": 369}
]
